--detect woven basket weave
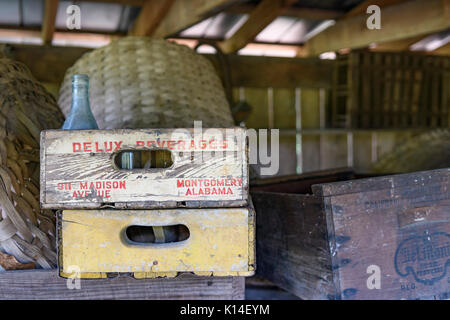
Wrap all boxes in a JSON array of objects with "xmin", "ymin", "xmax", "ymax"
[
  {"xmin": 372, "ymin": 129, "xmax": 450, "ymax": 173},
  {"xmin": 0, "ymin": 57, "xmax": 64, "ymax": 269},
  {"xmin": 58, "ymin": 37, "xmax": 234, "ymax": 129}
]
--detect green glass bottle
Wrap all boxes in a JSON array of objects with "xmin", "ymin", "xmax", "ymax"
[{"xmin": 62, "ymin": 74, "xmax": 99, "ymax": 130}]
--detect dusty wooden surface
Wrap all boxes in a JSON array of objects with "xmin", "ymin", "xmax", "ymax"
[
  {"xmin": 0, "ymin": 269, "xmax": 245, "ymax": 300},
  {"xmin": 313, "ymin": 167, "xmax": 450, "ymax": 196},
  {"xmin": 41, "ymin": 128, "xmax": 248, "ymax": 209}
]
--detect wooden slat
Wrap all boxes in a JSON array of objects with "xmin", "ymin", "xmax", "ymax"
[
  {"xmin": 441, "ymin": 57, "xmax": 450, "ymax": 126},
  {"xmin": 383, "ymin": 54, "xmax": 394, "ymax": 127},
  {"xmin": 410, "ymin": 54, "xmax": 422, "ymax": 126},
  {"xmin": 219, "ymin": 0, "xmax": 297, "ymax": 54},
  {"xmin": 42, "ymin": 0, "xmax": 59, "ymax": 45},
  {"xmin": 0, "ymin": 270, "xmax": 245, "ymax": 300},
  {"xmin": 251, "ymin": 191, "xmax": 334, "ymax": 300},
  {"xmin": 372, "ymin": 53, "xmax": 382, "ymax": 127},
  {"xmin": 130, "ymin": 0, "xmax": 175, "ymax": 36},
  {"xmin": 306, "ymin": 0, "xmax": 450, "ymax": 56},
  {"xmin": 152, "ymin": 0, "xmax": 240, "ymax": 38}
]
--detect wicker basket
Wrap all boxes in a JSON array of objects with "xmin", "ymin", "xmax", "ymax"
[
  {"xmin": 0, "ymin": 57, "xmax": 64, "ymax": 269},
  {"xmin": 58, "ymin": 37, "xmax": 234, "ymax": 129},
  {"xmin": 372, "ymin": 129, "xmax": 450, "ymax": 173}
]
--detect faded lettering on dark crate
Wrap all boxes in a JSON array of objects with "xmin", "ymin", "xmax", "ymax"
[{"xmin": 395, "ymin": 232, "xmax": 450, "ymax": 285}]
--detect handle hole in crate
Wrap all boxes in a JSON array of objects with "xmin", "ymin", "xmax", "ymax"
[
  {"xmin": 114, "ymin": 149, "xmax": 173, "ymax": 169},
  {"xmin": 123, "ymin": 224, "xmax": 190, "ymax": 245}
]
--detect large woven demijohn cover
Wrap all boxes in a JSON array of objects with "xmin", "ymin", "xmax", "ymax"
[
  {"xmin": 372, "ymin": 129, "xmax": 450, "ymax": 173},
  {"xmin": 0, "ymin": 57, "xmax": 64, "ymax": 269},
  {"xmin": 58, "ymin": 37, "xmax": 234, "ymax": 129}
]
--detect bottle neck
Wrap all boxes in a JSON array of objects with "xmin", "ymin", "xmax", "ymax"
[{"xmin": 72, "ymin": 83, "xmax": 90, "ymax": 108}]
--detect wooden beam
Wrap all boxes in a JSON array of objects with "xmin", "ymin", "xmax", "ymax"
[
  {"xmin": 344, "ymin": 0, "xmax": 408, "ymax": 18},
  {"xmin": 370, "ymin": 35, "xmax": 426, "ymax": 51},
  {"xmin": 0, "ymin": 269, "xmax": 244, "ymax": 300},
  {"xmin": 42, "ymin": 0, "xmax": 59, "ymax": 45},
  {"xmin": 431, "ymin": 42, "xmax": 450, "ymax": 55},
  {"xmin": 212, "ymin": 54, "xmax": 333, "ymax": 88},
  {"xmin": 78, "ymin": 0, "xmax": 145, "ymax": 5},
  {"xmin": 227, "ymin": 3, "xmax": 345, "ymax": 20},
  {"xmin": 2, "ymin": 43, "xmax": 333, "ymax": 88},
  {"xmin": 305, "ymin": 0, "xmax": 450, "ymax": 56},
  {"xmin": 219, "ymin": 0, "xmax": 297, "ymax": 54},
  {"xmin": 152, "ymin": 0, "xmax": 240, "ymax": 38},
  {"xmin": 130, "ymin": 0, "xmax": 175, "ymax": 36}
]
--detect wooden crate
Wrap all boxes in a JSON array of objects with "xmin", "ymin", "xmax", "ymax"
[
  {"xmin": 58, "ymin": 207, "xmax": 255, "ymax": 278},
  {"xmin": 40, "ymin": 128, "xmax": 248, "ymax": 209},
  {"xmin": 252, "ymin": 168, "xmax": 450, "ymax": 300}
]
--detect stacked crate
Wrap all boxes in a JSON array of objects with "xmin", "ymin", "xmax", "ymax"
[{"xmin": 40, "ymin": 128, "xmax": 254, "ymax": 278}]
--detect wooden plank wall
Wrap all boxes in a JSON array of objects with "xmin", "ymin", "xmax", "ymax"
[
  {"xmin": 332, "ymin": 50, "xmax": 450, "ymax": 129},
  {"xmin": 234, "ymin": 86, "xmax": 422, "ymax": 176}
]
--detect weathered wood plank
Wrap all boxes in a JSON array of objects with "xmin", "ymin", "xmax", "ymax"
[
  {"xmin": 0, "ymin": 269, "xmax": 245, "ymax": 300},
  {"xmin": 129, "ymin": 0, "xmax": 175, "ymax": 36},
  {"xmin": 42, "ymin": 0, "xmax": 59, "ymax": 45},
  {"xmin": 312, "ymin": 167, "xmax": 450, "ymax": 196},
  {"xmin": 251, "ymin": 191, "xmax": 335, "ymax": 300}
]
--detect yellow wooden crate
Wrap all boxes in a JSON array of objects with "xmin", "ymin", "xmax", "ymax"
[{"xmin": 58, "ymin": 208, "xmax": 255, "ymax": 278}]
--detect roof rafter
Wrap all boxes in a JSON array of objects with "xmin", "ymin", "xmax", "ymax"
[
  {"xmin": 218, "ymin": 0, "xmax": 297, "ymax": 54},
  {"xmin": 130, "ymin": 0, "xmax": 175, "ymax": 36},
  {"xmin": 152, "ymin": 0, "xmax": 241, "ymax": 38},
  {"xmin": 42, "ymin": 0, "xmax": 59, "ymax": 45},
  {"xmin": 305, "ymin": 0, "xmax": 450, "ymax": 56}
]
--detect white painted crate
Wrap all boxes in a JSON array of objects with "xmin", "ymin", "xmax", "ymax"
[{"xmin": 40, "ymin": 128, "xmax": 248, "ymax": 209}]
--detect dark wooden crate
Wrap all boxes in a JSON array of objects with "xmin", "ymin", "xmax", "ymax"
[{"xmin": 252, "ymin": 168, "xmax": 450, "ymax": 300}]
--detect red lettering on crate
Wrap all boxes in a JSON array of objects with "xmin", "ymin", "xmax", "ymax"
[
  {"xmin": 72, "ymin": 141, "xmax": 123, "ymax": 152},
  {"xmin": 61, "ymin": 181, "xmax": 127, "ymax": 198},
  {"xmin": 185, "ymin": 187, "xmax": 233, "ymax": 196},
  {"xmin": 72, "ymin": 139, "xmax": 230, "ymax": 152},
  {"xmin": 176, "ymin": 178, "xmax": 242, "ymax": 196}
]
